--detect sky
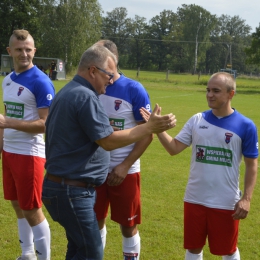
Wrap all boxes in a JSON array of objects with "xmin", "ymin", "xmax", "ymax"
[{"xmin": 98, "ymin": 0, "xmax": 259, "ymax": 32}]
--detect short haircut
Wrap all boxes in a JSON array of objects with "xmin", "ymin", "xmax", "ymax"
[
  {"xmin": 209, "ymin": 72, "xmax": 236, "ymax": 92},
  {"xmin": 77, "ymin": 44, "xmax": 117, "ymax": 72},
  {"xmin": 96, "ymin": 40, "xmax": 119, "ymax": 61},
  {"xmin": 9, "ymin": 29, "xmax": 32, "ymax": 46}
]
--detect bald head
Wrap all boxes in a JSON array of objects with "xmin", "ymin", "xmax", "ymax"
[{"xmin": 209, "ymin": 72, "xmax": 236, "ymax": 93}]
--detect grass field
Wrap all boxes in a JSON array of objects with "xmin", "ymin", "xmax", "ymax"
[{"xmin": 0, "ymin": 71, "xmax": 259, "ymax": 259}]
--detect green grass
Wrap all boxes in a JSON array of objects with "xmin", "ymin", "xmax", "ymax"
[{"xmin": 0, "ymin": 72, "xmax": 260, "ymax": 259}]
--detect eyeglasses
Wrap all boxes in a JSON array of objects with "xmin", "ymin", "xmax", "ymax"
[{"xmin": 89, "ymin": 66, "xmax": 114, "ymax": 81}]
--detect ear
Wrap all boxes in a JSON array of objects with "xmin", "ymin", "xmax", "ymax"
[
  {"xmin": 6, "ymin": 47, "xmax": 11, "ymax": 56},
  {"xmin": 229, "ymin": 89, "xmax": 235, "ymax": 99},
  {"xmin": 88, "ymin": 67, "xmax": 95, "ymax": 79}
]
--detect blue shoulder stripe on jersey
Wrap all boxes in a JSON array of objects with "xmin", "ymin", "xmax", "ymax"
[
  {"xmin": 202, "ymin": 109, "xmax": 258, "ymax": 158},
  {"xmin": 105, "ymin": 75, "xmax": 151, "ymax": 121},
  {"xmin": 10, "ymin": 66, "xmax": 55, "ymax": 108}
]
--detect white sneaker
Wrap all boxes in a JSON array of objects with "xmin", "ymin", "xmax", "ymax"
[{"xmin": 16, "ymin": 254, "xmax": 37, "ymax": 260}]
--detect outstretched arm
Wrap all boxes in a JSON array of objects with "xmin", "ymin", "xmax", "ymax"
[
  {"xmin": 232, "ymin": 157, "xmax": 258, "ymax": 220},
  {"xmin": 157, "ymin": 132, "xmax": 188, "ymax": 155},
  {"xmin": 96, "ymin": 104, "xmax": 176, "ymax": 151},
  {"xmin": 140, "ymin": 106, "xmax": 187, "ymax": 155},
  {"xmin": 107, "ymin": 121, "xmax": 153, "ymax": 186}
]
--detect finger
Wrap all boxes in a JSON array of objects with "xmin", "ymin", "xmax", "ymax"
[
  {"xmin": 139, "ymin": 108, "xmax": 150, "ymax": 122},
  {"xmin": 157, "ymin": 106, "xmax": 162, "ymax": 115},
  {"xmin": 151, "ymin": 104, "xmax": 159, "ymax": 116},
  {"xmin": 112, "ymin": 126, "xmax": 120, "ymax": 131}
]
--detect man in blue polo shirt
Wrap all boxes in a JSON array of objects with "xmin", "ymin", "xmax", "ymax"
[{"xmin": 42, "ymin": 44, "xmax": 177, "ymax": 260}]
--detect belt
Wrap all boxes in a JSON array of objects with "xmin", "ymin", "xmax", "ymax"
[{"xmin": 45, "ymin": 173, "xmax": 96, "ymax": 188}]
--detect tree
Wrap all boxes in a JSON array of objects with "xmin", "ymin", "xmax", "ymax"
[
  {"xmin": 245, "ymin": 25, "xmax": 260, "ymax": 65},
  {"xmin": 147, "ymin": 10, "xmax": 179, "ymax": 71},
  {"xmin": 101, "ymin": 7, "xmax": 132, "ymax": 59},
  {"xmin": 127, "ymin": 15, "xmax": 150, "ymax": 69},
  {"xmin": 0, "ymin": 0, "xmax": 41, "ymax": 59},
  {"xmin": 38, "ymin": 0, "xmax": 102, "ymax": 71},
  {"xmin": 208, "ymin": 15, "xmax": 252, "ymax": 73},
  {"xmin": 177, "ymin": 4, "xmax": 217, "ymax": 74}
]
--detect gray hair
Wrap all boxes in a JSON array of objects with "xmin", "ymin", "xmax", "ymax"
[
  {"xmin": 78, "ymin": 44, "xmax": 117, "ymax": 72},
  {"xmin": 209, "ymin": 72, "xmax": 236, "ymax": 92}
]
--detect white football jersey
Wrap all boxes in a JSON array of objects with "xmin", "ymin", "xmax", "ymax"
[
  {"xmin": 175, "ymin": 110, "xmax": 258, "ymax": 210},
  {"xmin": 100, "ymin": 74, "xmax": 151, "ymax": 173},
  {"xmin": 2, "ymin": 66, "xmax": 55, "ymax": 158}
]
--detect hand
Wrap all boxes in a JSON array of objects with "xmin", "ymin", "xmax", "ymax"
[
  {"xmin": 139, "ymin": 107, "xmax": 150, "ymax": 122},
  {"xmin": 112, "ymin": 126, "xmax": 120, "ymax": 131},
  {"xmin": 107, "ymin": 164, "xmax": 129, "ymax": 186},
  {"xmin": 146, "ymin": 104, "xmax": 177, "ymax": 133},
  {"xmin": 232, "ymin": 199, "xmax": 250, "ymax": 220}
]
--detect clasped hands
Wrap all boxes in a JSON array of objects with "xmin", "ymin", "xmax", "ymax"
[{"xmin": 140, "ymin": 104, "xmax": 177, "ymax": 133}]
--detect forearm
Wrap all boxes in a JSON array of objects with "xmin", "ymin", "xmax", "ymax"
[
  {"xmin": 3, "ymin": 117, "xmax": 46, "ymax": 133},
  {"xmin": 157, "ymin": 132, "xmax": 175, "ymax": 155},
  {"xmin": 157, "ymin": 132, "xmax": 187, "ymax": 155},
  {"xmin": 0, "ymin": 107, "xmax": 49, "ymax": 134},
  {"xmin": 97, "ymin": 103, "xmax": 176, "ymax": 151},
  {"xmin": 97, "ymin": 124, "xmax": 153, "ymax": 151},
  {"xmin": 242, "ymin": 158, "xmax": 258, "ymax": 201},
  {"xmin": 120, "ymin": 134, "xmax": 153, "ymax": 168}
]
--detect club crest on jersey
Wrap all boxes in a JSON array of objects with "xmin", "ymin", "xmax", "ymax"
[
  {"xmin": 17, "ymin": 87, "xmax": 24, "ymax": 96},
  {"xmin": 196, "ymin": 147, "xmax": 205, "ymax": 160},
  {"xmin": 114, "ymin": 100, "xmax": 122, "ymax": 111},
  {"xmin": 225, "ymin": 133, "xmax": 233, "ymax": 144}
]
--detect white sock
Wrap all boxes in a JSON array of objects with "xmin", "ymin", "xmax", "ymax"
[
  {"xmin": 222, "ymin": 248, "xmax": 240, "ymax": 260},
  {"xmin": 18, "ymin": 218, "xmax": 35, "ymax": 255},
  {"xmin": 185, "ymin": 250, "xmax": 203, "ymax": 260},
  {"xmin": 31, "ymin": 218, "xmax": 51, "ymax": 260},
  {"xmin": 100, "ymin": 225, "xmax": 107, "ymax": 250},
  {"xmin": 123, "ymin": 231, "xmax": 141, "ymax": 260}
]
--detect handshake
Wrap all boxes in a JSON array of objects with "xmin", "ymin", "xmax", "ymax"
[{"xmin": 139, "ymin": 104, "xmax": 177, "ymax": 134}]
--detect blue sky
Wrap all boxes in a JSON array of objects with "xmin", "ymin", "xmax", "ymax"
[{"xmin": 98, "ymin": 0, "xmax": 259, "ymax": 32}]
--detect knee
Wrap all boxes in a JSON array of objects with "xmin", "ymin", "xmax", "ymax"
[
  {"xmin": 121, "ymin": 225, "xmax": 138, "ymax": 237},
  {"xmin": 11, "ymin": 200, "xmax": 24, "ymax": 218},
  {"xmin": 188, "ymin": 248, "xmax": 203, "ymax": 254}
]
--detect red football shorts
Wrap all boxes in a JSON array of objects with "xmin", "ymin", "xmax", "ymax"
[
  {"xmin": 2, "ymin": 151, "xmax": 46, "ymax": 210},
  {"xmin": 184, "ymin": 202, "xmax": 239, "ymax": 255},
  {"xmin": 95, "ymin": 172, "xmax": 141, "ymax": 227}
]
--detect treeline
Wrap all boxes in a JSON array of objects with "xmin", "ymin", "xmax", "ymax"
[{"xmin": 0, "ymin": 0, "xmax": 259, "ymax": 74}]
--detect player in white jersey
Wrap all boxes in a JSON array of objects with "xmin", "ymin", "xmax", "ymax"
[
  {"xmin": 140, "ymin": 72, "xmax": 258, "ymax": 260},
  {"xmin": 0, "ymin": 30, "xmax": 55, "ymax": 260},
  {"xmin": 94, "ymin": 40, "xmax": 152, "ymax": 260}
]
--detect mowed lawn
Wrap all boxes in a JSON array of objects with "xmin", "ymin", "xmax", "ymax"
[{"xmin": 0, "ymin": 71, "xmax": 259, "ymax": 259}]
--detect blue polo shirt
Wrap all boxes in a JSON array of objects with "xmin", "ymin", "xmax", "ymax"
[{"xmin": 45, "ymin": 75, "xmax": 113, "ymax": 186}]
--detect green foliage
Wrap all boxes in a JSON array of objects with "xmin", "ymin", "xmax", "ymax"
[
  {"xmin": 177, "ymin": 4, "xmax": 217, "ymax": 73},
  {"xmin": 0, "ymin": 0, "xmax": 41, "ymax": 57},
  {"xmin": 0, "ymin": 72, "xmax": 259, "ymax": 259},
  {"xmin": 245, "ymin": 25, "xmax": 260, "ymax": 65},
  {"xmin": 101, "ymin": 7, "xmax": 132, "ymax": 58},
  {"xmin": 0, "ymin": 3, "xmax": 256, "ymax": 75},
  {"xmin": 37, "ymin": 0, "xmax": 102, "ymax": 70}
]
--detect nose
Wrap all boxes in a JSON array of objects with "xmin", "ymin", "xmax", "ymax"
[
  {"xmin": 21, "ymin": 50, "xmax": 27, "ymax": 56},
  {"xmin": 207, "ymin": 91, "xmax": 213, "ymax": 97}
]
